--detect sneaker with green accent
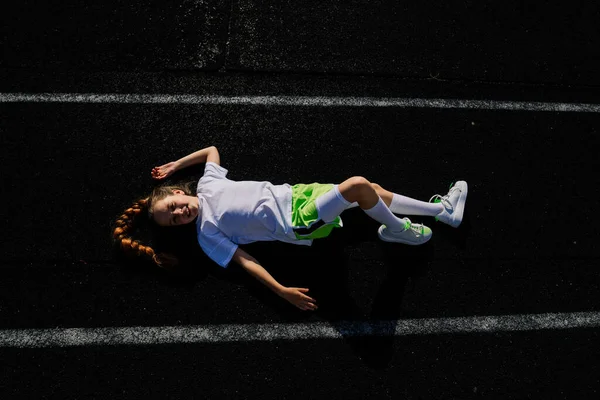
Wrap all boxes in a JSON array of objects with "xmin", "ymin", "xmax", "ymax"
[
  {"xmin": 377, "ymin": 218, "xmax": 432, "ymax": 245},
  {"xmin": 429, "ymin": 180, "xmax": 468, "ymax": 228}
]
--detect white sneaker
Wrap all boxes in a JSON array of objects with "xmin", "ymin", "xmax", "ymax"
[
  {"xmin": 429, "ymin": 181, "xmax": 468, "ymax": 228},
  {"xmin": 377, "ymin": 218, "xmax": 432, "ymax": 245}
]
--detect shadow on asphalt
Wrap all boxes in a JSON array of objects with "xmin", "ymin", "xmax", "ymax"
[{"xmin": 227, "ymin": 209, "xmax": 437, "ymax": 369}]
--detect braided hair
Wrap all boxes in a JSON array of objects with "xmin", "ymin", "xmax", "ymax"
[{"xmin": 112, "ymin": 181, "xmax": 196, "ymax": 269}]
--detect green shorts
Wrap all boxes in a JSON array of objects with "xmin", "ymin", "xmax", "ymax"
[{"xmin": 291, "ymin": 183, "xmax": 343, "ymax": 240}]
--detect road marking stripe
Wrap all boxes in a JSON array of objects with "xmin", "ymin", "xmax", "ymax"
[
  {"xmin": 1, "ymin": 92, "xmax": 599, "ymax": 112},
  {"xmin": 1, "ymin": 311, "xmax": 599, "ymax": 348}
]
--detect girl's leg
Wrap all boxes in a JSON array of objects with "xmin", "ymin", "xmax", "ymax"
[
  {"xmin": 371, "ymin": 183, "xmax": 444, "ymax": 216},
  {"xmin": 316, "ymin": 177, "xmax": 409, "ymax": 232},
  {"xmin": 317, "ymin": 177, "xmax": 464, "ymax": 237},
  {"xmin": 344, "ymin": 183, "xmax": 444, "ymax": 217}
]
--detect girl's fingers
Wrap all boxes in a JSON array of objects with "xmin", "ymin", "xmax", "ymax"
[
  {"xmin": 302, "ymin": 294, "xmax": 316, "ymax": 303},
  {"xmin": 301, "ymin": 301, "xmax": 316, "ymax": 309}
]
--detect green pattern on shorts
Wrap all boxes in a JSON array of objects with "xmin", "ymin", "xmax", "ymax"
[{"xmin": 291, "ymin": 183, "xmax": 343, "ymax": 240}]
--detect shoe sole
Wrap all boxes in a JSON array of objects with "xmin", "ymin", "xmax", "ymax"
[
  {"xmin": 448, "ymin": 181, "xmax": 468, "ymax": 228},
  {"xmin": 377, "ymin": 225, "xmax": 431, "ymax": 245}
]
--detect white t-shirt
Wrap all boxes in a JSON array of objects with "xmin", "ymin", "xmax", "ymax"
[{"xmin": 196, "ymin": 162, "xmax": 312, "ymax": 268}]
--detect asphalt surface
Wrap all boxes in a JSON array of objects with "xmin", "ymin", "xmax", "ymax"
[{"xmin": 1, "ymin": 1, "xmax": 600, "ymax": 399}]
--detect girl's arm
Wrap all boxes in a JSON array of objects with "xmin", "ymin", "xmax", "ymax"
[
  {"xmin": 232, "ymin": 247, "xmax": 318, "ymax": 311},
  {"xmin": 151, "ymin": 146, "xmax": 219, "ymax": 180},
  {"xmin": 175, "ymin": 146, "xmax": 220, "ymax": 170}
]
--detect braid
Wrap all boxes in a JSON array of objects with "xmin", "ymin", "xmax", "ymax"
[{"xmin": 113, "ymin": 198, "xmax": 179, "ymax": 269}]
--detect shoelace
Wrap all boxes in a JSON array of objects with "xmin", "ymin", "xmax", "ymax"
[
  {"xmin": 402, "ymin": 218, "xmax": 424, "ymax": 235},
  {"xmin": 429, "ymin": 183, "xmax": 459, "ymax": 212},
  {"xmin": 429, "ymin": 194, "xmax": 452, "ymax": 210}
]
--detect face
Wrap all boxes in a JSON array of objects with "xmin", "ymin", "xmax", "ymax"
[{"xmin": 153, "ymin": 190, "xmax": 200, "ymax": 227}]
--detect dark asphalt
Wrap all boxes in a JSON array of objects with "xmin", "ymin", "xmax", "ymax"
[
  {"xmin": 1, "ymin": 329, "xmax": 598, "ymax": 399},
  {"xmin": 1, "ymin": 1, "xmax": 600, "ymax": 399}
]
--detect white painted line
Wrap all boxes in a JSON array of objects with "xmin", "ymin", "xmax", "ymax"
[
  {"xmin": 1, "ymin": 311, "xmax": 599, "ymax": 348},
  {"xmin": 1, "ymin": 92, "xmax": 599, "ymax": 112}
]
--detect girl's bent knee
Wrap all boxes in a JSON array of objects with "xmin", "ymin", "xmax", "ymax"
[
  {"xmin": 338, "ymin": 176, "xmax": 372, "ymax": 203},
  {"xmin": 349, "ymin": 176, "xmax": 371, "ymax": 188}
]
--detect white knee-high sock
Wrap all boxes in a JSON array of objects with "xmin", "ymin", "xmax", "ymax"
[
  {"xmin": 389, "ymin": 193, "xmax": 443, "ymax": 216},
  {"xmin": 345, "ymin": 191, "xmax": 442, "ymax": 216},
  {"xmin": 316, "ymin": 185, "xmax": 353, "ymax": 223},
  {"xmin": 363, "ymin": 197, "xmax": 408, "ymax": 232}
]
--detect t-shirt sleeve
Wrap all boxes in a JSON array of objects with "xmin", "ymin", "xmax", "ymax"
[
  {"xmin": 197, "ymin": 224, "xmax": 238, "ymax": 268},
  {"xmin": 201, "ymin": 162, "xmax": 229, "ymax": 181}
]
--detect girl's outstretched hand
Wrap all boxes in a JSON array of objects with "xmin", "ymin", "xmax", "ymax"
[
  {"xmin": 280, "ymin": 287, "xmax": 318, "ymax": 311},
  {"xmin": 151, "ymin": 162, "xmax": 177, "ymax": 180}
]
